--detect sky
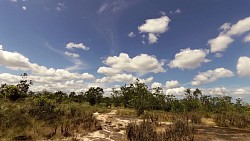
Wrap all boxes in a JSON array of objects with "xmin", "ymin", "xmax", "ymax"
[{"xmin": 0, "ymin": 0, "xmax": 250, "ymax": 102}]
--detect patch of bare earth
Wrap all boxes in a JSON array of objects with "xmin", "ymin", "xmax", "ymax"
[{"xmin": 195, "ymin": 118, "xmax": 250, "ymax": 141}]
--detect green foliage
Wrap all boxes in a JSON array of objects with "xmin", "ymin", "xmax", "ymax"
[{"xmin": 84, "ymin": 87, "xmax": 103, "ymax": 106}]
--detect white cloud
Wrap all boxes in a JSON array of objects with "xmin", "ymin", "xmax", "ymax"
[
  {"xmin": 191, "ymin": 68, "xmax": 234, "ymax": 86},
  {"xmin": 96, "ymin": 73, "xmax": 153, "ymax": 84},
  {"xmin": 219, "ymin": 23, "xmax": 231, "ymax": 32},
  {"xmin": 166, "ymin": 87, "xmax": 185, "ymax": 96},
  {"xmin": 0, "ymin": 50, "xmax": 32, "ymax": 71},
  {"xmin": 64, "ymin": 51, "xmax": 80, "ymax": 58},
  {"xmin": 22, "ymin": 6, "xmax": 26, "ymax": 10},
  {"xmin": 208, "ymin": 87, "xmax": 229, "ymax": 96},
  {"xmin": 138, "ymin": 16, "xmax": 170, "ymax": 34},
  {"xmin": 226, "ymin": 17, "xmax": 250, "ymax": 36},
  {"xmin": 138, "ymin": 16, "xmax": 171, "ymax": 44},
  {"xmin": 148, "ymin": 33, "xmax": 158, "ymax": 44},
  {"xmin": 66, "ymin": 42, "xmax": 89, "ymax": 50},
  {"xmin": 0, "ymin": 49, "xmax": 94, "ymax": 80},
  {"xmin": 103, "ymin": 53, "xmax": 165, "ymax": 74},
  {"xmin": 214, "ymin": 53, "xmax": 223, "ymax": 58},
  {"xmin": 97, "ymin": 67, "xmax": 121, "ymax": 76},
  {"xmin": 168, "ymin": 48, "xmax": 210, "ymax": 70},
  {"xmin": 208, "ymin": 34, "xmax": 234, "ymax": 53},
  {"xmin": 237, "ymin": 56, "xmax": 250, "ymax": 77},
  {"xmin": 151, "ymin": 82, "xmax": 162, "ymax": 88},
  {"xmin": 209, "ymin": 16, "xmax": 250, "ymax": 53},
  {"xmin": 0, "ymin": 73, "xmax": 20, "ymax": 84},
  {"xmin": 128, "ymin": 32, "xmax": 136, "ymax": 38},
  {"xmin": 56, "ymin": 3, "xmax": 65, "ymax": 11},
  {"xmin": 233, "ymin": 88, "xmax": 249, "ymax": 95},
  {"xmin": 243, "ymin": 34, "xmax": 250, "ymax": 42},
  {"xmin": 0, "ymin": 45, "xmax": 3, "ymax": 50},
  {"xmin": 175, "ymin": 8, "xmax": 181, "ymax": 14},
  {"xmin": 166, "ymin": 80, "xmax": 180, "ymax": 89}
]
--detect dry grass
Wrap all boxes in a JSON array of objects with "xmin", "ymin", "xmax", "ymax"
[
  {"xmin": 126, "ymin": 118, "xmax": 195, "ymax": 141},
  {"xmin": 116, "ymin": 108, "xmax": 137, "ymax": 117}
]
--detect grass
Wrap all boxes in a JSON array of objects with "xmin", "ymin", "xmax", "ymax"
[
  {"xmin": 126, "ymin": 118, "xmax": 195, "ymax": 141},
  {"xmin": 0, "ymin": 99, "xmax": 109, "ymax": 140}
]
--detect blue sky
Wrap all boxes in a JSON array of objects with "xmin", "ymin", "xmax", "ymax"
[{"xmin": 0, "ymin": 0, "xmax": 250, "ymax": 101}]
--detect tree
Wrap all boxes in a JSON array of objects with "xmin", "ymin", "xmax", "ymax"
[
  {"xmin": 111, "ymin": 88, "xmax": 122, "ymax": 107},
  {"xmin": 120, "ymin": 84, "xmax": 135, "ymax": 108},
  {"xmin": 1, "ymin": 85, "xmax": 20, "ymax": 101},
  {"xmin": 17, "ymin": 73, "xmax": 32, "ymax": 94},
  {"xmin": 85, "ymin": 87, "xmax": 103, "ymax": 106},
  {"xmin": 129, "ymin": 80, "xmax": 150, "ymax": 116}
]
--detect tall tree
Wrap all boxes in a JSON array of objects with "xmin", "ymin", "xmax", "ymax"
[{"xmin": 85, "ymin": 87, "xmax": 104, "ymax": 106}]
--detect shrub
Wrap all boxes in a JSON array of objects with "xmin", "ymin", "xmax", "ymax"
[
  {"xmin": 126, "ymin": 118, "xmax": 195, "ymax": 141},
  {"xmin": 214, "ymin": 112, "xmax": 250, "ymax": 128}
]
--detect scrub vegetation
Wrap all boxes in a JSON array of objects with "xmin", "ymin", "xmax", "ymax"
[{"xmin": 0, "ymin": 74, "xmax": 250, "ymax": 140}]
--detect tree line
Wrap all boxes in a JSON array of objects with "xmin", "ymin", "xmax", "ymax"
[{"xmin": 1, "ymin": 74, "xmax": 248, "ymax": 117}]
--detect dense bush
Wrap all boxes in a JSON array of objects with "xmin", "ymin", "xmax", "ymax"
[{"xmin": 214, "ymin": 112, "xmax": 250, "ymax": 128}]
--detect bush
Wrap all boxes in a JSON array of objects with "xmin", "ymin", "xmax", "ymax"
[
  {"xmin": 126, "ymin": 118, "xmax": 195, "ymax": 141},
  {"xmin": 214, "ymin": 112, "xmax": 250, "ymax": 128}
]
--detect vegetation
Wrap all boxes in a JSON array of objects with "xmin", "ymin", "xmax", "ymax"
[{"xmin": 0, "ymin": 73, "xmax": 250, "ymax": 140}]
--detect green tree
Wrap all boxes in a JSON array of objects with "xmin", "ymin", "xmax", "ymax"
[
  {"xmin": 85, "ymin": 87, "xmax": 103, "ymax": 106},
  {"xmin": 129, "ymin": 80, "xmax": 150, "ymax": 116},
  {"xmin": 1, "ymin": 85, "xmax": 20, "ymax": 101},
  {"xmin": 17, "ymin": 73, "xmax": 32, "ymax": 94}
]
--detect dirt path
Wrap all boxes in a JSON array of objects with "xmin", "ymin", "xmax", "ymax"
[{"xmin": 71, "ymin": 110, "xmax": 133, "ymax": 141}]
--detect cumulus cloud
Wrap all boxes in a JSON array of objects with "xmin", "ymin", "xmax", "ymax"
[
  {"xmin": 0, "ymin": 45, "xmax": 3, "ymax": 50},
  {"xmin": 0, "ymin": 49, "xmax": 94, "ymax": 83},
  {"xmin": 151, "ymin": 82, "xmax": 162, "ymax": 88},
  {"xmin": 96, "ymin": 73, "xmax": 153, "ymax": 84},
  {"xmin": 191, "ymin": 68, "xmax": 234, "ymax": 86},
  {"xmin": 209, "ymin": 16, "xmax": 250, "ymax": 53},
  {"xmin": 138, "ymin": 16, "xmax": 171, "ymax": 44},
  {"xmin": 208, "ymin": 87, "xmax": 229, "ymax": 96},
  {"xmin": 243, "ymin": 34, "xmax": 250, "ymax": 42},
  {"xmin": 168, "ymin": 48, "xmax": 210, "ymax": 70},
  {"xmin": 0, "ymin": 73, "xmax": 20, "ymax": 84},
  {"xmin": 102, "ymin": 53, "xmax": 165, "ymax": 73},
  {"xmin": 66, "ymin": 42, "xmax": 89, "ymax": 50},
  {"xmin": 226, "ymin": 17, "xmax": 250, "ymax": 36},
  {"xmin": 237, "ymin": 56, "xmax": 250, "ymax": 77},
  {"xmin": 208, "ymin": 35, "xmax": 234, "ymax": 53},
  {"xmin": 166, "ymin": 87, "xmax": 185, "ymax": 96},
  {"xmin": 64, "ymin": 51, "xmax": 80, "ymax": 58},
  {"xmin": 0, "ymin": 49, "xmax": 32, "ymax": 71},
  {"xmin": 148, "ymin": 33, "xmax": 158, "ymax": 44},
  {"xmin": 166, "ymin": 80, "xmax": 180, "ymax": 89},
  {"xmin": 138, "ymin": 16, "xmax": 170, "ymax": 34},
  {"xmin": 97, "ymin": 67, "xmax": 121, "ymax": 76}
]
